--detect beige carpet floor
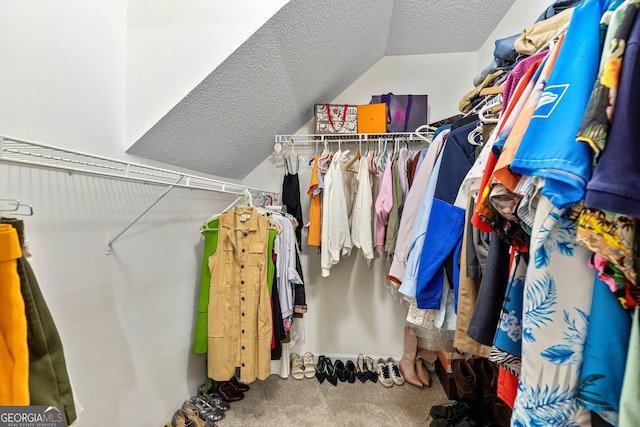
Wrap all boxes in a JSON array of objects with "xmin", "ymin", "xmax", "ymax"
[{"xmin": 216, "ymin": 372, "xmax": 452, "ymax": 426}]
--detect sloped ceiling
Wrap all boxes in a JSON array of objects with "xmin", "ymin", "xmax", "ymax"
[{"xmin": 127, "ymin": 0, "xmax": 515, "ymax": 180}]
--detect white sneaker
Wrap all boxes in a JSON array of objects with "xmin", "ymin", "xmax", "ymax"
[
  {"xmin": 386, "ymin": 357, "xmax": 405, "ymax": 386},
  {"xmin": 376, "ymin": 358, "xmax": 394, "ymax": 388}
]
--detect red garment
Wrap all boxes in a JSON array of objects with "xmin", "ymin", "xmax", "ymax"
[
  {"xmin": 408, "ymin": 150, "xmax": 422, "ymax": 188},
  {"xmin": 497, "ymin": 366, "xmax": 518, "ymax": 409}
]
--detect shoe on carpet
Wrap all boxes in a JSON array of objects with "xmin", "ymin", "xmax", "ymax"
[
  {"xmin": 210, "ymin": 379, "xmax": 244, "ymax": 402},
  {"xmin": 386, "ymin": 357, "xmax": 405, "ymax": 386},
  {"xmin": 229, "ymin": 375, "xmax": 250, "ymax": 392},
  {"xmin": 376, "ymin": 358, "xmax": 394, "ymax": 388},
  {"xmin": 290, "ymin": 353, "xmax": 305, "ymax": 380},
  {"xmin": 365, "ymin": 356, "xmax": 378, "ymax": 383},
  {"xmin": 315, "ymin": 355, "xmax": 328, "ymax": 384},
  {"xmin": 429, "ymin": 397, "xmax": 490, "ymax": 426},
  {"xmin": 302, "ymin": 352, "xmax": 316, "ymax": 379},
  {"xmin": 356, "ymin": 354, "xmax": 368, "ymax": 383},
  {"xmin": 429, "ymin": 399, "xmax": 471, "ymax": 420},
  {"xmin": 197, "ymin": 384, "xmax": 230, "ymax": 411}
]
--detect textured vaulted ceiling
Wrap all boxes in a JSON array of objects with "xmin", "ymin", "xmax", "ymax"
[{"xmin": 127, "ymin": 0, "xmax": 515, "ymax": 180}]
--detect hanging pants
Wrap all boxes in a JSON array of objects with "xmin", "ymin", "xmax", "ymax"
[
  {"xmin": 1, "ymin": 219, "xmax": 76, "ymax": 426},
  {"xmin": 0, "ymin": 224, "xmax": 29, "ymax": 405}
]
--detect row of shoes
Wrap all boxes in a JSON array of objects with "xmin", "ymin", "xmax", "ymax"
[
  {"xmin": 428, "ymin": 358, "xmax": 512, "ymax": 427},
  {"xmin": 165, "ymin": 377, "xmax": 250, "ymax": 427},
  {"xmin": 291, "ymin": 353, "xmax": 407, "ymax": 388}
]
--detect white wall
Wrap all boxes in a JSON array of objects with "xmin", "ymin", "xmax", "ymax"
[
  {"xmin": 477, "ymin": 0, "xmax": 550, "ymax": 72},
  {"xmin": 0, "ymin": 0, "xmax": 127, "ymax": 156},
  {"xmin": 243, "ymin": 52, "xmax": 478, "ymax": 360},
  {"xmin": 126, "ymin": 0, "xmax": 288, "ymax": 145},
  {"xmin": 0, "ymin": 1, "xmax": 277, "ymax": 426},
  {"xmin": 1, "ymin": 164, "xmax": 237, "ymax": 425}
]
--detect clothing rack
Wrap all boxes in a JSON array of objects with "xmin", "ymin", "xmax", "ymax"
[
  {"xmin": 275, "ymin": 132, "xmax": 432, "ymax": 147},
  {"xmin": 0, "ymin": 135, "xmax": 276, "ymax": 254},
  {"xmin": 274, "ymin": 132, "xmax": 433, "ymax": 162}
]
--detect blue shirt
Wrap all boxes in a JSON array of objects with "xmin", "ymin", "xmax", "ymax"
[{"xmin": 511, "ymin": 0, "xmax": 606, "ymax": 209}]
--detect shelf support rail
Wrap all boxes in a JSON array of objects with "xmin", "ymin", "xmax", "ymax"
[{"xmin": 105, "ymin": 175, "xmax": 183, "ymax": 255}]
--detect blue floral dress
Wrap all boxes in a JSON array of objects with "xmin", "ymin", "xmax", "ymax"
[{"xmin": 512, "ymin": 195, "xmax": 595, "ymax": 426}]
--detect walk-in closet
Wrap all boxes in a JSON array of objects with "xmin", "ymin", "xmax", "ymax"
[{"xmin": 1, "ymin": 0, "xmax": 637, "ymax": 426}]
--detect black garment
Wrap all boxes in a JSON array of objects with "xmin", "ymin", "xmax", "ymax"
[
  {"xmin": 466, "ymin": 233, "xmax": 512, "ymax": 346},
  {"xmin": 282, "ymin": 173, "xmax": 303, "ymax": 248},
  {"xmin": 294, "ymin": 249, "xmax": 306, "ymax": 310},
  {"xmin": 451, "ymin": 114, "xmax": 479, "ymax": 131},
  {"xmin": 466, "ymin": 197, "xmax": 491, "ymax": 280},
  {"xmin": 591, "ymin": 411, "xmax": 614, "ymax": 427},
  {"xmin": 270, "ymin": 262, "xmax": 285, "ymax": 360},
  {"xmin": 433, "ymin": 121, "xmax": 478, "ymax": 204}
]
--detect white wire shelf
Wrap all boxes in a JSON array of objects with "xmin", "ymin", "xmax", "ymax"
[
  {"xmin": 275, "ymin": 131, "xmax": 432, "ymax": 146},
  {"xmin": 0, "ymin": 134, "xmax": 278, "ymax": 254},
  {"xmin": 0, "ymin": 135, "xmax": 274, "ymax": 197}
]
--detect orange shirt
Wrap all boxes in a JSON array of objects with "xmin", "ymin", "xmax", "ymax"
[{"xmin": 307, "ymin": 155, "xmax": 322, "ymax": 246}]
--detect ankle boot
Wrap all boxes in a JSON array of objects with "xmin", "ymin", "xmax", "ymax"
[
  {"xmin": 476, "ymin": 358, "xmax": 498, "ymax": 399},
  {"xmin": 399, "ymin": 326, "xmax": 422, "ymax": 388},
  {"xmin": 452, "ymin": 359, "xmax": 479, "ymax": 400},
  {"xmin": 210, "ymin": 379, "xmax": 244, "ymax": 402}
]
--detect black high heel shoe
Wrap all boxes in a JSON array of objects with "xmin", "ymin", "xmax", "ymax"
[
  {"xmin": 335, "ymin": 359, "xmax": 348, "ymax": 383},
  {"xmin": 315, "ymin": 355, "xmax": 327, "ymax": 384},
  {"xmin": 345, "ymin": 360, "xmax": 357, "ymax": 383},
  {"xmin": 365, "ymin": 356, "xmax": 378, "ymax": 383},
  {"xmin": 325, "ymin": 358, "xmax": 338, "ymax": 386}
]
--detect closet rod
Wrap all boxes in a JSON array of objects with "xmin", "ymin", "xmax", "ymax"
[
  {"xmin": 0, "ymin": 135, "xmax": 277, "ymax": 254},
  {"xmin": 0, "ymin": 135, "xmax": 274, "ymax": 196},
  {"xmin": 275, "ymin": 132, "xmax": 432, "ymax": 146}
]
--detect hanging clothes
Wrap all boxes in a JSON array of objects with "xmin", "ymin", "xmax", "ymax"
[
  {"xmin": 1, "ymin": 218, "xmax": 77, "ymax": 424},
  {"xmin": 193, "ymin": 218, "xmax": 220, "ymax": 354},
  {"xmin": 413, "ymin": 120, "xmax": 478, "ymax": 310},
  {"xmin": 306, "ymin": 155, "xmax": 322, "ymax": 247},
  {"xmin": 389, "ymin": 130, "xmax": 448, "ymax": 284},
  {"xmin": 273, "ymin": 213, "xmax": 303, "ymax": 320},
  {"xmin": 195, "ymin": 217, "xmax": 282, "ymax": 351},
  {"xmin": 385, "ymin": 148, "xmax": 407, "ymax": 254},
  {"xmin": 0, "ymin": 223, "xmax": 28, "ymax": 405},
  {"xmin": 578, "ymin": 276, "xmax": 632, "ymax": 425},
  {"xmin": 452, "ymin": 196, "xmax": 492, "ymax": 358},
  {"xmin": 398, "ymin": 149, "xmax": 445, "ymax": 299},
  {"xmin": 374, "ymin": 152, "xmax": 393, "ymax": 253},
  {"xmin": 207, "ymin": 207, "xmax": 272, "ymax": 383},
  {"xmin": 350, "ymin": 153, "xmax": 374, "ymax": 263},
  {"xmin": 282, "ymin": 155, "xmax": 303, "ymax": 248},
  {"xmin": 320, "ymin": 150, "xmax": 352, "ymax": 277}
]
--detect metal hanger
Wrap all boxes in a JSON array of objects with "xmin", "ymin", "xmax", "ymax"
[{"xmin": 0, "ymin": 199, "xmax": 33, "ymax": 216}]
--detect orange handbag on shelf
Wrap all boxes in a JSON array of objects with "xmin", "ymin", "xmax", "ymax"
[{"xmin": 357, "ymin": 103, "xmax": 387, "ymax": 133}]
